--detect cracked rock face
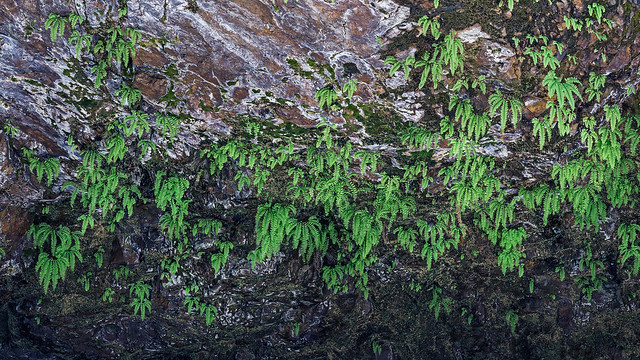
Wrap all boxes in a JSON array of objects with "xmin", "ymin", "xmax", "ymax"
[
  {"xmin": 0, "ymin": 0, "xmax": 410, "ymax": 167},
  {"xmin": 3, "ymin": 0, "xmax": 640, "ymax": 359}
]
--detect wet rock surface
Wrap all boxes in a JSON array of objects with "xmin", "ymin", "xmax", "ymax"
[{"xmin": 1, "ymin": 0, "xmax": 640, "ymax": 359}]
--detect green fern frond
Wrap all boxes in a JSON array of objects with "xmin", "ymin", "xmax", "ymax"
[{"xmin": 44, "ymin": 13, "xmax": 68, "ymax": 43}]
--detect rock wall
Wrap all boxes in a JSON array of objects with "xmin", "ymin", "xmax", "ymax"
[{"xmin": 1, "ymin": 0, "xmax": 640, "ymax": 359}]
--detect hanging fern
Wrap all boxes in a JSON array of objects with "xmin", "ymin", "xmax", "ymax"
[
  {"xmin": 401, "ymin": 125, "xmax": 439, "ymax": 151},
  {"xmin": 106, "ymin": 133, "xmax": 127, "ymax": 163},
  {"xmin": 156, "ymin": 113, "xmax": 181, "ymax": 139},
  {"xmin": 440, "ymin": 30, "xmax": 464, "ymax": 76},
  {"xmin": 566, "ymin": 183, "xmax": 606, "ymax": 231},
  {"xmin": 417, "ymin": 16, "xmax": 441, "ymax": 39},
  {"xmin": 115, "ymin": 83, "xmax": 142, "ymax": 107},
  {"xmin": 286, "ymin": 216, "xmax": 322, "ymax": 262},
  {"xmin": 314, "ymin": 86, "xmax": 338, "ymax": 110},
  {"xmin": 393, "ymin": 226, "xmax": 418, "ymax": 252},
  {"xmin": 35, "ymin": 252, "xmax": 69, "ymax": 294},
  {"xmin": 69, "ymin": 30, "xmax": 92, "ymax": 58},
  {"xmin": 129, "ymin": 280, "xmax": 152, "ymax": 320},
  {"xmin": 154, "ymin": 172, "xmax": 189, "ymax": 211},
  {"xmin": 122, "ymin": 110, "xmax": 150, "ymax": 138},
  {"xmin": 488, "ymin": 89, "xmax": 523, "ymax": 132},
  {"xmin": 619, "ymin": 223, "xmax": 640, "ymax": 276},
  {"xmin": 29, "ymin": 223, "xmax": 83, "ymax": 293},
  {"xmin": 23, "ymin": 149, "xmax": 60, "ymax": 186},
  {"xmin": 532, "ymin": 116, "xmax": 554, "ymax": 150},
  {"xmin": 44, "ymin": 13, "xmax": 68, "ymax": 43},
  {"xmin": 254, "ymin": 202, "xmax": 296, "ymax": 262},
  {"xmin": 542, "ymin": 71, "xmax": 582, "ymax": 110}
]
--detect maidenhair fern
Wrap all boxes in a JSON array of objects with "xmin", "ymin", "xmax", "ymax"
[
  {"xmin": 314, "ymin": 86, "xmax": 338, "ymax": 110},
  {"xmin": 532, "ymin": 116, "xmax": 554, "ymax": 150},
  {"xmin": 401, "ymin": 126, "xmax": 438, "ymax": 150},
  {"xmin": 566, "ymin": 184, "xmax": 606, "ymax": 231},
  {"xmin": 23, "ymin": 149, "xmax": 60, "ymax": 186},
  {"xmin": 155, "ymin": 172, "xmax": 191, "ymax": 240},
  {"xmin": 210, "ymin": 241, "xmax": 233, "ymax": 274},
  {"xmin": 102, "ymin": 287, "xmax": 114, "ymax": 303},
  {"xmin": 385, "ymin": 54, "xmax": 415, "ymax": 80},
  {"xmin": 115, "ymin": 84, "xmax": 142, "ymax": 107},
  {"xmin": 121, "ymin": 110, "xmax": 150, "ymax": 138},
  {"xmin": 29, "ymin": 223, "xmax": 83, "ymax": 293},
  {"xmin": 94, "ymin": 246, "xmax": 104, "ymax": 268},
  {"xmin": 540, "ymin": 45, "xmax": 560, "ymax": 70},
  {"xmin": 156, "ymin": 113, "xmax": 180, "ymax": 139},
  {"xmin": 44, "ymin": 13, "xmax": 68, "ymax": 42},
  {"xmin": 542, "ymin": 71, "xmax": 582, "ymax": 110},
  {"xmin": 587, "ymin": 2, "xmax": 606, "ymax": 24},
  {"xmin": 417, "ymin": 16, "xmax": 441, "ymax": 39},
  {"xmin": 441, "ymin": 30, "xmax": 464, "ymax": 76},
  {"xmin": 429, "ymin": 286, "xmax": 453, "ymax": 321},
  {"xmin": 129, "ymin": 280, "xmax": 152, "ymax": 320},
  {"xmin": 35, "ymin": 252, "xmax": 69, "ymax": 294},
  {"xmin": 69, "ymin": 30, "xmax": 91, "ymax": 58},
  {"xmin": 496, "ymin": 228, "xmax": 526, "ymax": 276},
  {"xmin": 618, "ymin": 223, "xmax": 640, "ymax": 276},
  {"xmin": 418, "ymin": 220, "xmax": 444, "ymax": 270},
  {"xmin": 154, "ymin": 172, "xmax": 189, "ymax": 211},
  {"xmin": 106, "ymin": 133, "xmax": 127, "ymax": 163},
  {"xmin": 254, "ymin": 202, "xmax": 296, "ymax": 262},
  {"xmin": 585, "ymin": 72, "xmax": 606, "ymax": 102},
  {"xmin": 342, "ymin": 79, "xmax": 357, "ymax": 100},
  {"xmin": 322, "ymin": 265, "xmax": 347, "ymax": 294},
  {"xmin": 91, "ymin": 60, "xmax": 108, "ymax": 88},
  {"xmin": 488, "ymin": 89, "xmax": 523, "ymax": 132},
  {"xmin": 286, "ymin": 216, "xmax": 322, "ymax": 262},
  {"xmin": 393, "ymin": 226, "xmax": 418, "ymax": 252},
  {"xmin": 506, "ymin": 309, "xmax": 518, "ymax": 334}
]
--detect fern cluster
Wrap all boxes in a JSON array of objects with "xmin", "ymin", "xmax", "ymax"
[
  {"xmin": 115, "ymin": 84, "xmax": 142, "ymax": 107},
  {"xmin": 429, "ymin": 286, "xmax": 453, "ymax": 321},
  {"xmin": 385, "ymin": 28, "xmax": 464, "ymax": 90},
  {"xmin": 183, "ymin": 284, "xmax": 218, "ymax": 326},
  {"xmin": 575, "ymin": 243, "xmax": 606, "ymax": 301},
  {"xmin": 618, "ymin": 223, "xmax": 640, "ymax": 276},
  {"xmin": 417, "ymin": 214, "xmax": 459, "ymax": 270},
  {"xmin": 417, "ymin": 15, "xmax": 441, "ymax": 39},
  {"xmin": 129, "ymin": 280, "xmax": 152, "ymax": 320},
  {"xmin": 155, "ymin": 172, "xmax": 191, "ymax": 241},
  {"xmin": 253, "ymin": 202, "xmax": 296, "ymax": 262},
  {"xmin": 314, "ymin": 86, "xmax": 338, "ymax": 110},
  {"xmin": 488, "ymin": 90, "xmax": 523, "ymax": 133},
  {"xmin": 23, "ymin": 148, "xmax": 60, "ymax": 186},
  {"xmin": 29, "ymin": 223, "xmax": 83, "ymax": 293}
]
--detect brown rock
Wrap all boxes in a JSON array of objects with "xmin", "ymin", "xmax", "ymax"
[
  {"xmin": 273, "ymin": 106, "xmax": 316, "ymax": 128},
  {"xmin": 573, "ymin": 0, "xmax": 583, "ymax": 11},
  {"xmin": 132, "ymin": 47, "xmax": 170, "ymax": 68},
  {"xmin": 523, "ymin": 96, "xmax": 547, "ymax": 120},
  {"xmin": 605, "ymin": 45, "xmax": 631, "ymax": 74},
  {"xmin": 232, "ymin": 87, "xmax": 249, "ymax": 102},
  {"xmin": 0, "ymin": 206, "xmax": 31, "ymax": 251},
  {"xmin": 477, "ymin": 40, "xmax": 520, "ymax": 81},
  {"xmin": 133, "ymin": 71, "xmax": 169, "ymax": 101}
]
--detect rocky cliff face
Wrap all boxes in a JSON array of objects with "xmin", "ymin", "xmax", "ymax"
[{"xmin": 2, "ymin": 0, "xmax": 640, "ymax": 359}]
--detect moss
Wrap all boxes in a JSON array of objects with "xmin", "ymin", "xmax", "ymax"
[
  {"xmin": 306, "ymin": 58, "xmax": 335, "ymax": 81},
  {"xmin": 351, "ymin": 103, "xmax": 411, "ymax": 145},
  {"xmin": 199, "ymin": 99, "xmax": 215, "ymax": 112},
  {"xmin": 159, "ymin": 82, "xmax": 183, "ymax": 108},
  {"xmin": 286, "ymin": 58, "xmax": 314, "ymax": 79},
  {"xmin": 164, "ymin": 64, "xmax": 179, "ymax": 79},
  {"xmin": 23, "ymin": 79, "xmax": 44, "ymax": 87},
  {"xmin": 187, "ymin": 0, "xmax": 198, "ymax": 13}
]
